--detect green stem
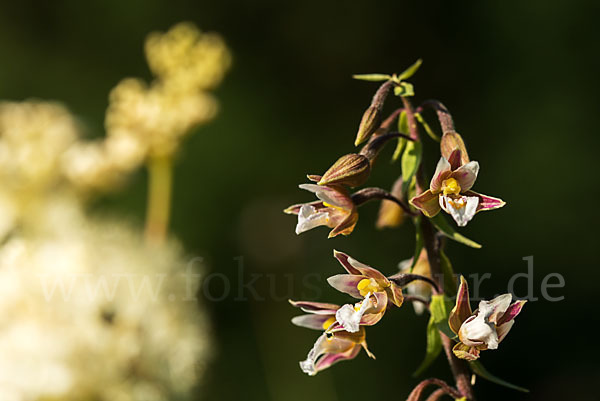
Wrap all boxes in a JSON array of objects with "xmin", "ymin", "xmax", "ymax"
[{"xmin": 144, "ymin": 155, "xmax": 173, "ymax": 244}]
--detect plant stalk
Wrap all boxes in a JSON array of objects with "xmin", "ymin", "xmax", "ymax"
[{"xmin": 144, "ymin": 155, "xmax": 173, "ymax": 244}]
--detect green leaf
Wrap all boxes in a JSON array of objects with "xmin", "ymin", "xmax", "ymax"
[
  {"xmin": 401, "ymin": 140, "xmax": 422, "ymax": 195},
  {"xmin": 413, "ymin": 314, "xmax": 442, "ymax": 376},
  {"xmin": 415, "ymin": 112, "xmax": 441, "ymax": 142},
  {"xmin": 393, "ymin": 82, "xmax": 414, "ymax": 97},
  {"xmin": 431, "ymin": 294, "xmax": 458, "ymax": 340},
  {"xmin": 352, "ymin": 73, "xmax": 392, "ymax": 82},
  {"xmin": 414, "ymin": 294, "xmax": 453, "ymax": 376},
  {"xmin": 469, "ymin": 361, "xmax": 529, "ymax": 393},
  {"xmin": 392, "ymin": 111, "xmax": 409, "ymax": 161},
  {"xmin": 430, "ymin": 214, "xmax": 482, "ymax": 249},
  {"xmin": 440, "ymin": 250, "xmax": 458, "ymax": 296},
  {"xmin": 397, "ymin": 59, "xmax": 423, "ymax": 81}
]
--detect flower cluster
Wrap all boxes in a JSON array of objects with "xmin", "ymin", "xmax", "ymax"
[
  {"xmin": 284, "ymin": 63, "xmax": 526, "ymax": 399},
  {"xmin": 62, "ymin": 22, "xmax": 231, "ymax": 192},
  {"xmin": 0, "ymin": 21, "xmax": 229, "ymax": 401},
  {"xmin": 290, "ymin": 251, "xmax": 403, "ymax": 375}
]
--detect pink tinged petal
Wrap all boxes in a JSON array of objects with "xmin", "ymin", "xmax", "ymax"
[
  {"xmin": 333, "ymin": 250, "xmax": 362, "ymax": 275},
  {"xmin": 463, "ymin": 190, "xmax": 506, "ymax": 213},
  {"xmin": 479, "ymin": 293, "xmax": 512, "ymax": 325},
  {"xmin": 346, "ymin": 255, "xmax": 387, "ymax": 281},
  {"xmin": 299, "ymin": 183, "xmax": 353, "ymax": 210},
  {"xmin": 291, "ymin": 314, "xmax": 335, "ymax": 330},
  {"xmin": 447, "ymin": 149, "xmax": 463, "ymax": 170},
  {"xmin": 314, "ymin": 345, "xmax": 361, "ymax": 373},
  {"xmin": 430, "ymin": 157, "xmax": 452, "ymax": 192},
  {"xmin": 497, "ymin": 300, "xmax": 527, "ymax": 326},
  {"xmin": 450, "ymin": 161, "xmax": 480, "ymax": 191},
  {"xmin": 284, "ymin": 201, "xmax": 324, "ymax": 215},
  {"xmin": 295, "ymin": 204, "xmax": 330, "ymax": 234},
  {"xmin": 497, "ymin": 319, "xmax": 515, "ymax": 343},
  {"xmin": 326, "ymin": 274, "xmax": 364, "ymax": 299},
  {"xmin": 307, "ymin": 174, "xmax": 322, "ymax": 182},
  {"xmin": 449, "ymin": 276, "xmax": 473, "ymax": 334},
  {"xmin": 452, "ymin": 342, "xmax": 480, "ymax": 361},
  {"xmin": 410, "ymin": 189, "xmax": 442, "ymax": 217},
  {"xmin": 332, "ymin": 250, "xmax": 387, "ymax": 281},
  {"xmin": 439, "ymin": 194, "xmax": 479, "ymax": 227},
  {"xmin": 288, "ymin": 299, "xmax": 340, "ymax": 314}
]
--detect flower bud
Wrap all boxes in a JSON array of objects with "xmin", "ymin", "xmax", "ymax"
[
  {"xmin": 318, "ymin": 153, "xmax": 370, "ymax": 188},
  {"xmin": 355, "ymin": 106, "xmax": 381, "ymax": 146}
]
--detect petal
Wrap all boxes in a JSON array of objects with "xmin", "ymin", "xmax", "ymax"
[
  {"xmin": 332, "ymin": 250, "xmax": 387, "ymax": 281},
  {"xmin": 388, "ymin": 283, "xmax": 405, "ymax": 308},
  {"xmin": 307, "ymin": 174, "xmax": 322, "ymax": 182},
  {"xmin": 447, "ymin": 149, "xmax": 463, "ymax": 170},
  {"xmin": 450, "ymin": 161, "xmax": 479, "ymax": 191},
  {"xmin": 314, "ymin": 345, "xmax": 362, "ymax": 373},
  {"xmin": 326, "ymin": 274, "xmax": 364, "ymax": 299},
  {"xmin": 497, "ymin": 319, "xmax": 515, "ymax": 343},
  {"xmin": 289, "ymin": 300, "xmax": 341, "ymax": 314},
  {"xmin": 449, "ymin": 276, "xmax": 473, "ymax": 334},
  {"xmin": 452, "ymin": 342, "xmax": 480, "ymax": 361},
  {"xmin": 410, "ymin": 189, "xmax": 442, "ymax": 217},
  {"xmin": 291, "ymin": 314, "xmax": 335, "ymax": 330},
  {"xmin": 497, "ymin": 300, "xmax": 526, "ymax": 326},
  {"xmin": 328, "ymin": 209, "xmax": 358, "ymax": 238},
  {"xmin": 439, "ymin": 194, "xmax": 479, "ymax": 227},
  {"xmin": 295, "ymin": 204, "xmax": 330, "ymax": 234},
  {"xmin": 478, "ymin": 293, "xmax": 512, "ymax": 325},
  {"xmin": 463, "ymin": 191, "xmax": 506, "ymax": 213},
  {"xmin": 299, "ymin": 183, "xmax": 353, "ymax": 210},
  {"xmin": 441, "ymin": 132, "xmax": 470, "ymax": 164},
  {"xmin": 336, "ymin": 295, "xmax": 372, "ymax": 333},
  {"xmin": 430, "ymin": 157, "xmax": 452, "ymax": 192}
]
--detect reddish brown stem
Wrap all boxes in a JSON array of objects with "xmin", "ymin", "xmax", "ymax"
[
  {"xmin": 424, "ymin": 389, "xmax": 448, "ymax": 401},
  {"xmin": 416, "ymin": 100, "xmax": 455, "ymax": 135},
  {"xmin": 407, "ymin": 378, "xmax": 462, "ymax": 401}
]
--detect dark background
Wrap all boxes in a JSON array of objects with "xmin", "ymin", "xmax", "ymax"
[{"xmin": 1, "ymin": 0, "xmax": 597, "ymax": 400}]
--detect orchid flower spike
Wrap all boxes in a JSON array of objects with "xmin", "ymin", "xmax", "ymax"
[
  {"xmin": 410, "ymin": 133, "xmax": 505, "ymax": 226},
  {"xmin": 284, "ymin": 182, "xmax": 358, "ymax": 238},
  {"xmin": 448, "ymin": 276, "xmax": 526, "ymax": 361},
  {"xmin": 289, "ymin": 300, "xmax": 375, "ymax": 375}
]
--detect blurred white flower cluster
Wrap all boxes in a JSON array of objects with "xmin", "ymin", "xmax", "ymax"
[{"xmin": 0, "ymin": 21, "xmax": 229, "ymax": 401}]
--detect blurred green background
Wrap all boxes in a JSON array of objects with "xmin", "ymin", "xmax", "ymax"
[{"xmin": 1, "ymin": 0, "xmax": 597, "ymax": 400}]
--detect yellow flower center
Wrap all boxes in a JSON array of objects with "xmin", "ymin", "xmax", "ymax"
[
  {"xmin": 441, "ymin": 177, "xmax": 461, "ymax": 196},
  {"xmin": 322, "ymin": 317, "xmax": 336, "ymax": 330},
  {"xmin": 356, "ymin": 278, "xmax": 383, "ymax": 297}
]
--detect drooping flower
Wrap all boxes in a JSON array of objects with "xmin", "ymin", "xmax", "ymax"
[
  {"xmin": 289, "ymin": 300, "xmax": 375, "ymax": 375},
  {"xmin": 448, "ymin": 276, "xmax": 526, "ymax": 361},
  {"xmin": 284, "ymin": 183, "xmax": 358, "ymax": 238},
  {"xmin": 326, "ymin": 251, "xmax": 403, "ymax": 332},
  {"xmin": 398, "ymin": 249, "xmax": 431, "ymax": 315},
  {"xmin": 410, "ymin": 134, "xmax": 505, "ymax": 227}
]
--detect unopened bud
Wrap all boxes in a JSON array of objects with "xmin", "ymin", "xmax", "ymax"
[
  {"xmin": 318, "ymin": 153, "xmax": 370, "ymax": 187},
  {"xmin": 355, "ymin": 106, "xmax": 381, "ymax": 146}
]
